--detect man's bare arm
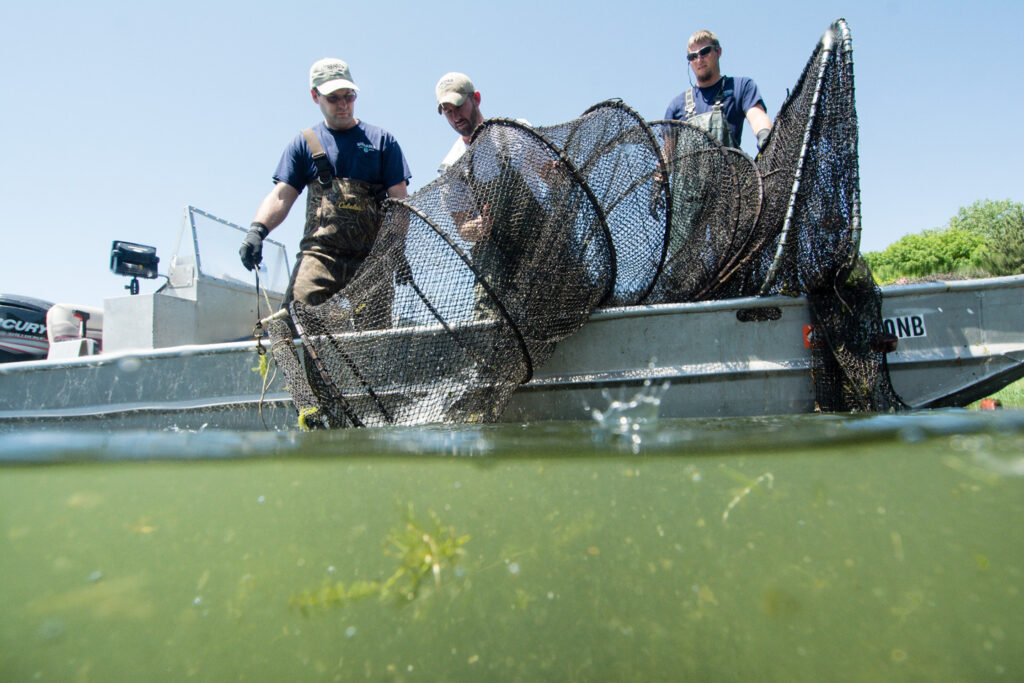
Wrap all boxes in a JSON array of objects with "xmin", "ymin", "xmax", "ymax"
[
  {"xmin": 746, "ymin": 104, "xmax": 772, "ymax": 140},
  {"xmin": 385, "ymin": 181, "xmax": 411, "ymax": 240},
  {"xmin": 253, "ymin": 182, "xmax": 301, "ymax": 233},
  {"xmin": 386, "ymin": 182, "xmax": 408, "ymax": 200}
]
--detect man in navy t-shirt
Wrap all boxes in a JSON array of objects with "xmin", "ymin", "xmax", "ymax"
[
  {"xmin": 239, "ymin": 58, "xmax": 411, "ymax": 307},
  {"xmin": 664, "ymin": 30, "xmax": 772, "ymax": 151}
]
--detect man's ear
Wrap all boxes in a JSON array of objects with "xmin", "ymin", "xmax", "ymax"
[
  {"xmin": 473, "ymin": 91, "xmax": 481, "ymax": 105},
  {"xmin": 310, "ymin": 88, "xmax": 320, "ymax": 103}
]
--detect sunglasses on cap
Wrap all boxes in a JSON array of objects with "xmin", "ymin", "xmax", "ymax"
[{"xmin": 686, "ymin": 44, "xmax": 717, "ymax": 61}]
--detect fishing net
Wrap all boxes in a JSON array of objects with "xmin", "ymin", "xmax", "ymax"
[
  {"xmin": 644, "ymin": 121, "xmax": 764, "ymax": 302},
  {"xmin": 752, "ymin": 19, "xmax": 904, "ymax": 411},
  {"xmin": 269, "ymin": 102, "xmax": 667, "ymax": 428},
  {"xmin": 267, "ymin": 18, "xmax": 903, "ymax": 428}
]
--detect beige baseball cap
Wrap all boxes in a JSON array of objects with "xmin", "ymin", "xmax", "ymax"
[
  {"xmin": 435, "ymin": 72, "xmax": 475, "ymax": 113},
  {"xmin": 310, "ymin": 58, "xmax": 359, "ymax": 94}
]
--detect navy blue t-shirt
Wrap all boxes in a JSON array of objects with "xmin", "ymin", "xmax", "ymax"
[
  {"xmin": 273, "ymin": 120, "xmax": 411, "ymax": 195},
  {"xmin": 663, "ymin": 76, "xmax": 766, "ymax": 146}
]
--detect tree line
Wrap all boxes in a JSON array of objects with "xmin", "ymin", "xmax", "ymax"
[{"xmin": 863, "ymin": 199, "xmax": 1024, "ymax": 283}]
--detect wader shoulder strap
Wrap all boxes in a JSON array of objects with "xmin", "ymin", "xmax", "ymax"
[
  {"xmin": 301, "ymin": 128, "xmax": 333, "ymax": 187},
  {"xmin": 716, "ymin": 77, "xmax": 733, "ymax": 106},
  {"xmin": 687, "ymin": 77, "xmax": 731, "ymax": 119}
]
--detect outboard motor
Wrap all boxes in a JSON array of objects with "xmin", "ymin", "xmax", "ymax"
[{"xmin": 0, "ymin": 294, "xmax": 53, "ymax": 363}]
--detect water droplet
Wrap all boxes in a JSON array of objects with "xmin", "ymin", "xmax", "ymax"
[{"xmin": 589, "ymin": 381, "xmax": 670, "ymax": 452}]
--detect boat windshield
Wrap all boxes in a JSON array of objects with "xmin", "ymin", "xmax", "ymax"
[{"xmin": 169, "ymin": 206, "xmax": 290, "ymax": 294}]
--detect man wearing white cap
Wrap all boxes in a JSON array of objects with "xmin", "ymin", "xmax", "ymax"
[{"xmin": 240, "ymin": 58, "xmax": 411, "ymax": 308}]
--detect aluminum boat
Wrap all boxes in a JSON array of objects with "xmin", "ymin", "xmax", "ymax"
[{"xmin": 1, "ymin": 208, "xmax": 1021, "ymax": 431}]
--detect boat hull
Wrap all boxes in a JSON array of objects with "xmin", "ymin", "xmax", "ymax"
[{"xmin": 1, "ymin": 276, "xmax": 1022, "ymax": 431}]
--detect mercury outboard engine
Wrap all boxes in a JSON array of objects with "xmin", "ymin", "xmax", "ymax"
[{"xmin": 0, "ymin": 294, "xmax": 52, "ymax": 363}]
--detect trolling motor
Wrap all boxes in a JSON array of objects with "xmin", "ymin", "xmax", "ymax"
[{"xmin": 110, "ymin": 240, "xmax": 159, "ymax": 295}]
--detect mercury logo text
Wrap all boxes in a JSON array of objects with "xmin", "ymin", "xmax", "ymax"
[{"xmin": 0, "ymin": 319, "xmax": 46, "ymax": 335}]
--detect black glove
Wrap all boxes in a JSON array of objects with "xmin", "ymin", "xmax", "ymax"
[
  {"xmin": 756, "ymin": 128, "xmax": 771, "ymax": 153},
  {"xmin": 239, "ymin": 222, "xmax": 269, "ymax": 271},
  {"xmin": 393, "ymin": 251, "xmax": 414, "ymax": 286}
]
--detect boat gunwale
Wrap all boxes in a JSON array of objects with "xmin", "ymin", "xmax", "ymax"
[{"xmin": 1, "ymin": 273, "xmax": 1021, "ymax": 379}]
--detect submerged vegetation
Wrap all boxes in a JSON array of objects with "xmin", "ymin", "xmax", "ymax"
[{"xmin": 290, "ymin": 504, "xmax": 470, "ymax": 614}]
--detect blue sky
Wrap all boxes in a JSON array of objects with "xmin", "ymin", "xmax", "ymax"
[{"xmin": 2, "ymin": 0, "xmax": 1021, "ymax": 307}]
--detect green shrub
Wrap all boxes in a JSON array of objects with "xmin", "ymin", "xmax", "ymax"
[
  {"xmin": 864, "ymin": 199, "xmax": 1024, "ymax": 282},
  {"xmin": 864, "ymin": 227, "xmax": 986, "ymax": 282},
  {"xmin": 950, "ymin": 199, "xmax": 1024, "ymax": 276}
]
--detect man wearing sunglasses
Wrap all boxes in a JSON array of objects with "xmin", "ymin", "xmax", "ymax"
[
  {"xmin": 664, "ymin": 30, "xmax": 772, "ymax": 152},
  {"xmin": 240, "ymin": 58, "xmax": 411, "ymax": 309}
]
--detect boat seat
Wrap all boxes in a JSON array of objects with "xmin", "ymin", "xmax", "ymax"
[{"xmin": 47, "ymin": 303, "xmax": 103, "ymax": 359}]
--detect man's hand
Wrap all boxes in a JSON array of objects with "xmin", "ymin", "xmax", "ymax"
[
  {"xmin": 456, "ymin": 204, "xmax": 493, "ymax": 242},
  {"xmin": 756, "ymin": 128, "xmax": 771, "ymax": 153},
  {"xmin": 239, "ymin": 222, "xmax": 269, "ymax": 271},
  {"xmin": 538, "ymin": 159, "xmax": 562, "ymax": 185}
]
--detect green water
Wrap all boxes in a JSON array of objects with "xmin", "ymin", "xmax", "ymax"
[{"xmin": 2, "ymin": 412, "xmax": 1024, "ymax": 681}]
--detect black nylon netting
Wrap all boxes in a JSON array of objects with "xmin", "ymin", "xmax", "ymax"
[
  {"xmin": 268, "ymin": 18, "xmax": 903, "ymax": 428},
  {"xmin": 752, "ymin": 19, "xmax": 904, "ymax": 411}
]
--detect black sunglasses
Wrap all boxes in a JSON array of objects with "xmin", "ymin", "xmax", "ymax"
[{"xmin": 686, "ymin": 44, "xmax": 717, "ymax": 62}]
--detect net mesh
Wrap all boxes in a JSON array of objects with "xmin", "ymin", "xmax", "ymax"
[{"xmin": 269, "ymin": 18, "xmax": 903, "ymax": 428}]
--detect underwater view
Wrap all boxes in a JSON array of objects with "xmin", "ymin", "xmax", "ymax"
[{"xmin": 2, "ymin": 409, "xmax": 1023, "ymax": 681}]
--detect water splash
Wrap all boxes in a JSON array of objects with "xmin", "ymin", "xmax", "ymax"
[{"xmin": 588, "ymin": 377, "xmax": 670, "ymax": 454}]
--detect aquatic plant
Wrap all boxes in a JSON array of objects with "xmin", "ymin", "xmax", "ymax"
[
  {"xmin": 380, "ymin": 504, "xmax": 471, "ymax": 601},
  {"xmin": 296, "ymin": 407, "xmax": 320, "ymax": 431},
  {"xmin": 251, "ymin": 351, "xmax": 270, "ymax": 378},
  {"xmin": 720, "ymin": 468, "xmax": 775, "ymax": 523},
  {"xmin": 290, "ymin": 504, "xmax": 470, "ymax": 615}
]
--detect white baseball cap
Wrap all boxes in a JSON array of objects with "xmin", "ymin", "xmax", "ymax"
[
  {"xmin": 435, "ymin": 72, "xmax": 475, "ymax": 113},
  {"xmin": 310, "ymin": 58, "xmax": 359, "ymax": 94}
]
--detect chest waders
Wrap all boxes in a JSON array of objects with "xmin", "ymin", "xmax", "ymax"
[
  {"xmin": 283, "ymin": 128, "xmax": 385, "ymax": 308},
  {"xmin": 666, "ymin": 77, "xmax": 737, "ymax": 261},
  {"xmin": 684, "ymin": 77, "xmax": 736, "ymax": 148}
]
